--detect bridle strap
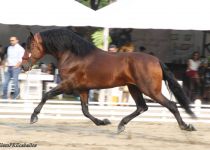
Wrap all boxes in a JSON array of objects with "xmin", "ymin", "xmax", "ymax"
[{"xmin": 22, "ymin": 56, "xmax": 29, "ymax": 60}]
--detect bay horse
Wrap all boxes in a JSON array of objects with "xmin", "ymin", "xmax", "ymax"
[{"xmin": 21, "ymin": 28, "xmax": 196, "ymax": 133}]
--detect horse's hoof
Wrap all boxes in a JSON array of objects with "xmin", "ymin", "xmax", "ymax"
[
  {"xmin": 181, "ymin": 124, "xmax": 196, "ymax": 131},
  {"xmin": 187, "ymin": 124, "xmax": 196, "ymax": 131},
  {"xmin": 96, "ymin": 119, "xmax": 111, "ymax": 126},
  {"xmin": 30, "ymin": 113, "xmax": 38, "ymax": 124},
  {"xmin": 103, "ymin": 119, "xmax": 111, "ymax": 125},
  {"xmin": 117, "ymin": 125, "xmax": 125, "ymax": 134}
]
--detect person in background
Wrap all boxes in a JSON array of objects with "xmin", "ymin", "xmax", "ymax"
[
  {"xmin": 138, "ymin": 46, "xmax": 155, "ymax": 55},
  {"xmin": 108, "ymin": 44, "xmax": 118, "ymax": 52},
  {"xmin": 186, "ymin": 51, "xmax": 201, "ymax": 83},
  {"xmin": 39, "ymin": 62, "xmax": 48, "ymax": 73},
  {"xmin": 138, "ymin": 46, "xmax": 146, "ymax": 53},
  {"xmin": 186, "ymin": 51, "xmax": 201, "ymax": 98},
  {"xmin": 118, "ymin": 42, "xmax": 134, "ymax": 53},
  {"xmin": 2, "ymin": 37, "xmax": 25, "ymax": 99},
  {"xmin": 47, "ymin": 63, "xmax": 56, "ymax": 75}
]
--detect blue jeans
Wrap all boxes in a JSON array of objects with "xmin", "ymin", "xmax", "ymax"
[{"xmin": 2, "ymin": 66, "xmax": 21, "ymax": 99}]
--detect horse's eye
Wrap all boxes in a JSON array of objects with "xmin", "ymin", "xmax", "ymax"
[{"xmin": 31, "ymin": 43, "xmax": 35, "ymax": 48}]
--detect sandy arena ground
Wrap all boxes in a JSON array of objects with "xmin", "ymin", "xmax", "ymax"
[{"xmin": 0, "ymin": 119, "xmax": 210, "ymax": 150}]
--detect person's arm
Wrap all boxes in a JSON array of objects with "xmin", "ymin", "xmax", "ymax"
[
  {"xmin": 15, "ymin": 62, "xmax": 22, "ymax": 68},
  {"xmin": 187, "ymin": 59, "xmax": 192, "ymax": 70}
]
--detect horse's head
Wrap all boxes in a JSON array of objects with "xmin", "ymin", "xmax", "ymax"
[{"xmin": 21, "ymin": 32, "xmax": 45, "ymax": 71}]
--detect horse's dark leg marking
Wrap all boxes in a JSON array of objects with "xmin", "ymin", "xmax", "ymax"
[
  {"xmin": 152, "ymin": 93, "xmax": 196, "ymax": 131},
  {"xmin": 30, "ymin": 86, "xmax": 63, "ymax": 124},
  {"xmin": 118, "ymin": 85, "xmax": 148, "ymax": 133},
  {"xmin": 80, "ymin": 90, "xmax": 111, "ymax": 126}
]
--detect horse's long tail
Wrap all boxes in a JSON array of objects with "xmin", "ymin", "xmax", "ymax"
[{"xmin": 159, "ymin": 61, "xmax": 196, "ymax": 118}]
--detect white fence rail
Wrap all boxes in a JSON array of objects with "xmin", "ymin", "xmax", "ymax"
[{"xmin": 0, "ymin": 99, "xmax": 210, "ymax": 123}]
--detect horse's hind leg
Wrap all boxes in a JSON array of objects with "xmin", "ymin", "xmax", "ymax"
[
  {"xmin": 30, "ymin": 85, "xmax": 63, "ymax": 124},
  {"xmin": 80, "ymin": 90, "xmax": 111, "ymax": 126},
  {"xmin": 118, "ymin": 84, "xmax": 148, "ymax": 133},
  {"xmin": 151, "ymin": 93, "xmax": 196, "ymax": 131}
]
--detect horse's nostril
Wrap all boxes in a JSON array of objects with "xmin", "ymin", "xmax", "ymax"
[
  {"xmin": 21, "ymin": 65, "xmax": 24, "ymax": 70},
  {"xmin": 21, "ymin": 64, "xmax": 29, "ymax": 71},
  {"xmin": 21, "ymin": 65, "xmax": 25, "ymax": 71}
]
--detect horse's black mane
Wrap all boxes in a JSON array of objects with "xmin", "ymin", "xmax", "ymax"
[{"xmin": 27, "ymin": 28, "xmax": 96, "ymax": 56}]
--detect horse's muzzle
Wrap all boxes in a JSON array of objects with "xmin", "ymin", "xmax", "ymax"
[{"xmin": 21, "ymin": 63, "xmax": 31, "ymax": 72}]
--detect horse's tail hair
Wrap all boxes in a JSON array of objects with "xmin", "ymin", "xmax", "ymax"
[{"xmin": 159, "ymin": 61, "xmax": 196, "ymax": 118}]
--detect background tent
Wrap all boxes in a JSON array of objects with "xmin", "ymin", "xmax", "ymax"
[
  {"xmin": 1, "ymin": 0, "xmax": 210, "ymax": 30},
  {"xmin": 0, "ymin": 0, "xmax": 96, "ymax": 65},
  {"xmin": 94, "ymin": 0, "xmax": 210, "ymax": 50},
  {"xmin": 0, "ymin": 0, "xmax": 95, "ymax": 26},
  {"xmin": 95, "ymin": 0, "xmax": 210, "ymax": 30},
  {"xmin": 1, "ymin": 0, "xmax": 210, "ymax": 51}
]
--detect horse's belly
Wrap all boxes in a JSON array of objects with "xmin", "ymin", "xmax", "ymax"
[{"xmin": 79, "ymin": 71, "xmax": 132, "ymax": 89}]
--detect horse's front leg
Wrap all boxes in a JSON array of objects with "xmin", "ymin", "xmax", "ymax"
[
  {"xmin": 80, "ymin": 90, "xmax": 111, "ymax": 126},
  {"xmin": 30, "ymin": 85, "xmax": 63, "ymax": 124}
]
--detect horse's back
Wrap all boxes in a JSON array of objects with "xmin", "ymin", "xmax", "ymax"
[{"xmin": 126, "ymin": 52, "xmax": 159, "ymax": 63}]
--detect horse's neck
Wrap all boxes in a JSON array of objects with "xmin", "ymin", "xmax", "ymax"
[
  {"xmin": 55, "ymin": 48, "xmax": 107, "ymax": 65},
  {"xmin": 95, "ymin": 48, "xmax": 109, "ymax": 54}
]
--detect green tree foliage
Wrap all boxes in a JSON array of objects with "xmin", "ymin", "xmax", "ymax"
[
  {"xmin": 91, "ymin": 30, "xmax": 112, "ymax": 49},
  {"xmin": 76, "ymin": 0, "xmax": 111, "ymax": 10}
]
